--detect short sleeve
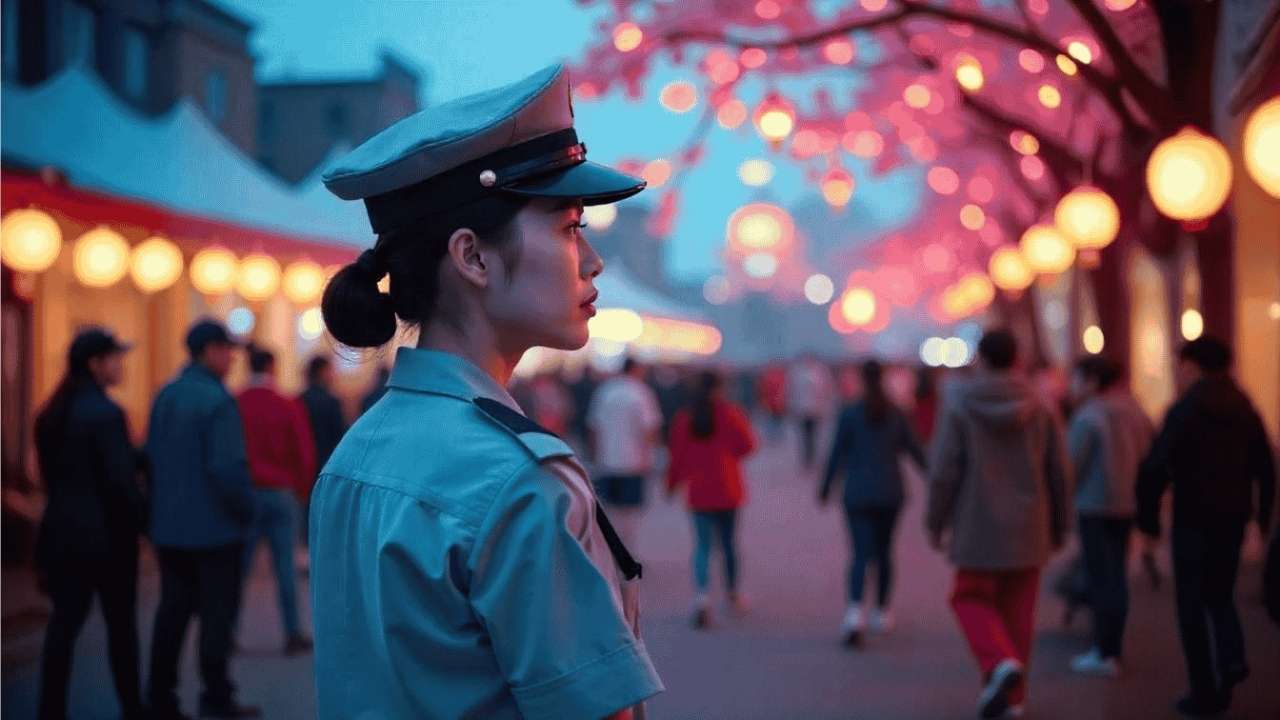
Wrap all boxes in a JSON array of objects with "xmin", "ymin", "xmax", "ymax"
[{"xmin": 468, "ymin": 461, "xmax": 663, "ymax": 720}]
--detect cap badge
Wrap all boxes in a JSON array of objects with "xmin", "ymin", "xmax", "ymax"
[{"xmin": 479, "ymin": 170, "xmax": 497, "ymax": 187}]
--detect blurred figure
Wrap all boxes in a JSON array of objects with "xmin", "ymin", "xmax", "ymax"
[
  {"xmin": 819, "ymin": 360, "xmax": 926, "ymax": 647},
  {"xmin": 146, "ymin": 319, "xmax": 259, "ymax": 720},
  {"xmin": 531, "ymin": 372, "xmax": 572, "ymax": 437},
  {"xmin": 1065, "ymin": 356, "xmax": 1153, "ymax": 677},
  {"xmin": 298, "ymin": 356, "xmax": 348, "ymax": 553},
  {"xmin": 237, "ymin": 345, "xmax": 316, "ymax": 655},
  {"xmin": 666, "ymin": 371, "xmax": 757, "ymax": 628},
  {"xmin": 35, "ymin": 328, "xmax": 146, "ymax": 720},
  {"xmin": 1136, "ymin": 337, "xmax": 1275, "ymax": 717},
  {"xmin": 912, "ymin": 365, "xmax": 939, "ymax": 445},
  {"xmin": 926, "ymin": 329, "xmax": 1070, "ymax": 720},
  {"xmin": 360, "ymin": 364, "xmax": 392, "ymax": 415},
  {"xmin": 757, "ymin": 363, "xmax": 788, "ymax": 443},
  {"xmin": 564, "ymin": 363, "xmax": 599, "ymax": 448},
  {"xmin": 790, "ymin": 354, "xmax": 833, "ymax": 470},
  {"xmin": 588, "ymin": 358, "xmax": 663, "ymax": 546}
]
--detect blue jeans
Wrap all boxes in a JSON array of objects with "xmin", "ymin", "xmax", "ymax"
[
  {"xmin": 692, "ymin": 510, "xmax": 738, "ymax": 593},
  {"xmin": 242, "ymin": 488, "xmax": 301, "ymax": 638},
  {"xmin": 845, "ymin": 506, "xmax": 900, "ymax": 606}
]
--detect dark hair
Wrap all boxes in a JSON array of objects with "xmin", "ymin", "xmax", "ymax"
[
  {"xmin": 247, "ymin": 343, "xmax": 276, "ymax": 374},
  {"xmin": 690, "ymin": 371, "xmax": 722, "ymax": 439},
  {"xmin": 322, "ymin": 195, "xmax": 530, "ymax": 348},
  {"xmin": 1179, "ymin": 336, "xmax": 1231, "ymax": 373},
  {"xmin": 1074, "ymin": 355, "xmax": 1121, "ymax": 391},
  {"xmin": 978, "ymin": 329, "xmax": 1018, "ymax": 370},
  {"xmin": 860, "ymin": 359, "xmax": 890, "ymax": 424},
  {"xmin": 622, "ymin": 357, "xmax": 641, "ymax": 375},
  {"xmin": 306, "ymin": 356, "xmax": 331, "ymax": 384},
  {"xmin": 34, "ymin": 351, "xmax": 98, "ymax": 487}
]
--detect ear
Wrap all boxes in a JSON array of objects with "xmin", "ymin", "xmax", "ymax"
[{"xmin": 446, "ymin": 227, "xmax": 489, "ymax": 289}]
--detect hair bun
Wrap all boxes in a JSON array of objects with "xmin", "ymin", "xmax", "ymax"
[{"xmin": 321, "ymin": 260, "xmax": 397, "ymax": 348}]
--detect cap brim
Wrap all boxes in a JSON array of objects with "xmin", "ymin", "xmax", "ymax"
[{"xmin": 502, "ymin": 161, "xmax": 646, "ymax": 205}]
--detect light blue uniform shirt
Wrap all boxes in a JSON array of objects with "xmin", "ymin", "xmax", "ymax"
[{"xmin": 309, "ymin": 348, "xmax": 663, "ymax": 720}]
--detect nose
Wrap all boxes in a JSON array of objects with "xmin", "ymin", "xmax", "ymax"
[{"xmin": 581, "ymin": 237, "xmax": 604, "ymax": 279}]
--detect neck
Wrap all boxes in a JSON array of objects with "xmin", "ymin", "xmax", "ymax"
[{"xmin": 418, "ymin": 320, "xmax": 522, "ymax": 389}]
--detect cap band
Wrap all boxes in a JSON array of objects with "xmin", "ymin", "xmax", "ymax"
[{"xmin": 364, "ymin": 128, "xmax": 584, "ymax": 234}]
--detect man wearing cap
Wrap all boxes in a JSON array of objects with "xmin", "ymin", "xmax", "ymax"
[
  {"xmin": 35, "ymin": 327, "xmax": 146, "ymax": 720},
  {"xmin": 145, "ymin": 319, "xmax": 259, "ymax": 719},
  {"xmin": 309, "ymin": 64, "xmax": 664, "ymax": 719}
]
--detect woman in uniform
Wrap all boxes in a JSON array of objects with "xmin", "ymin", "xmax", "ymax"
[{"xmin": 308, "ymin": 64, "xmax": 664, "ymax": 720}]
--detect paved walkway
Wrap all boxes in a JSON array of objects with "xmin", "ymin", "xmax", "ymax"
[{"xmin": 4, "ymin": 419, "xmax": 1278, "ymax": 719}]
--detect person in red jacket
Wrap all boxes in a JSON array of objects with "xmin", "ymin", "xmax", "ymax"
[
  {"xmin": 667, "ymin": 371, "xmax": 758, "ymax": 629},
  {"xmin": 236, "ymin": 344, "xmax": 316, "ymax": 655}
]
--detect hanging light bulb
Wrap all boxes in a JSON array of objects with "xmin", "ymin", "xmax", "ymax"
[
  {"xmin": 988, "ymin": 246, "xmax": 1034, "ymax": 292},
  {"xmin": 1146, "ymin": 127, "xmax": 1233, "ymax": 221},
  {"xmin": 753, "ymin": 91, "xmax": 796, "ymax": 146},
  {"xmin": 1, "ymin": 208, "xmax": 62, "ymax": 273},
  {"xmin": 1055, "ymin": 186, "xmax": 1120, "ymax": 250},
  {"xmin": 820, "ymin": 166, "xmax": 855, "ymax": 208},
  {"xmin": 130, "ymin": 236, "xmax": 184, "ymax": 293},
  {"xmin": 1019, "ymin": 224, "xmax": 1076, "ymax": 274},
  {"xmin": 72, "ymin": 226, "xmax": 130, "ymax": 288}
]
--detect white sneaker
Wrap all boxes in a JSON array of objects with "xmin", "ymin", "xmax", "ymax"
[
  {"xmin": 840, "ymin": 605, "xmax": 864, "ymax": 646},
  {"xmin": 978, "ymin": 658, "xmax": 1024, "ymax": 719},
  {"xmin": 1070, "ymin": 648, "xmax": 1120, "ymax": 677},
  {"xmin": 869, "ymin": 608, "xmax": 895, "ymax": 633}
]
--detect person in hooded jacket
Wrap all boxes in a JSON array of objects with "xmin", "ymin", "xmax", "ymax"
[{"xmin": 926, "ymin": 329, "xmax": 1071, "ymax": 720}]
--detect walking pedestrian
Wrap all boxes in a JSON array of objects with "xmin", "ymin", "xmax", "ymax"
[
  {"xmin": 308, "ymin": 64, "xmax": 663, "ymax": 719},
  {"xmin": 588, "ymin": 357, "xmax": 663, "ymax": 547},
  {"xmin": 925, "ymin": 329, "xmax": 1071, "ymax": 719},
  {"xmin": 790, "ymin": 354, "xmax": 832, "ymax": 470},
  {"xmin": 297, "ymin": 355, "xmax": 348, "ymax": 559},
  {"xmin": 145, "ymin": 319, "xmax": 259, "ymax": 719},
  {"xmin": 236, "ymin": 344, "xmax": 315, "ymax": 655},
  {"xmin": 819, "ymin": 359, "xmax": 926, "ymax": 646},
  {"xmin": 1135, "ymin": 337, "xmax": 1275, "ymax": 717},
  {"xmin": 758, "ymin": 364, "xmax": 788, "ymax": 443},
  {"xmin": 1065, "ymin": 356, "xmax": 1153, "ymax": 677},
  {"xmin": 666, "ymin": 371, "xmax": 757, "ymax": 628},
  {"xmin": 34, "ymin": 328, "xmax": 146, "ymax": 720}
]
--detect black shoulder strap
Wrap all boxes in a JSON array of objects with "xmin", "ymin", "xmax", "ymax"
[
  {"xmin": 594, "ymin": 504, "xmax": 643, "ymax": 581},
  {"xmin": 473, "ymin": 397, "xmax": 557, "ymax": 436}
]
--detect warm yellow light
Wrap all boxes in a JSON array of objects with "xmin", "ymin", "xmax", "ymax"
[
  {"xmin": 1, "ymin": 208, "xmax": 62, "ymax": 273},
  {"xmin": 821, "ymin": 168, "xmax": 855, "ymax": 208},
  {"xmin": 190, "ymin": 248, "xmax": 238, "ymax": 295},
  {"xmin": 1146, "ymin": 127, "xmax": 1233, "ymax": 221},
  {"xmin": 954, "ymin": 54, "xmax": 984, "ymax": 92},
  {"xmin": 1010, "ymin": 130, "xmax": 1040, "ymax": 155},
  {"xmin": 1067, "ymin": 41, "xmax": 1093, "ymax": 64},
  {"xmin": 582, "ymin": 204, "xmax": 618, "ymax": 230},
  {"xmin": 129, "ymin": 236, "xmax": 183, "ymax": 293},
  {"xmin": 1054, "ymin": 186, "xmax": 1120, "ymax": 250},
  {"xmin": 659, "ymin": 81, "xmax": 698, "ymax": 113},
  {"xmin": 613, "ymin": 22, "xmax": 643, "ymax": 52},
  {"xmin": 903, "ymin": 83, "xmax": 931, "ymax": 109},
  {"xmin": 1181, "ymin": 309, "xmax": 1204, "ymax": 340},
  {"xmin": 1083, "ymin": 325, "xmax": 1105, "ymax": 354},
  {"xmin": 589, "ymin": 308, "xmax": 644, "ymax": 342},
  {"xmin": 72, "ymin": 226, "xmax": 130, "ymax": 288},
  {"xmin": 1242, "ymin": 96, "xmax": 1280, "ymax": 198},
  {"xmin": 728, "ymin": 203, "xmax": 793, "ymax": 252},
  {"xmin": 960, "ymin": 204, "xmax": 986, "ymax": 230},
  {"xmin": 804, "ymin": 273, "xmax": 835, "ymax": 305},
  {"xmin": 738, "ymin": 158, "xmax": 775, "ymax": 187},
  {"xmin": 942, "ymin": 285, "xmax": 974, "ymax": 318},
  {"xmin": 1020, "ymin": 224, "xmax": 1076, "ymax": 274},
  {"xmin": 298, "ymin": 306, "xmax": 325, "ymax": 340},
  {"xmin": 236, "ymin": 254, "xmax": 281, "ymax": 301},
  {"xmin": 841, "ymin": 287, "xmax": 877, "ymax": 326},
  {"xmin": 283, "ymin": 260, "xmax": 326, "ymax": 305},
  {"xmin": 1055, "ymin": 54, "xmax": 1078, "ymax": 76},
  {"xmin": 988, "ymin": 246, "xmax": 1034, "ymax": 291},
  {"xmin": 753, "ymin": 92, "xmax": 796, "ymax": 144},
  {"xmin": 957, "ymin": 272, "xmax": 995, "ymax": 311},
  {"xmin": 1038, "ymin": 84, "xmax": 1062, "ymax": 108},
  {"xmin": 1105, "ymin": 0, "xmax": 1137, "ymax": 9}
]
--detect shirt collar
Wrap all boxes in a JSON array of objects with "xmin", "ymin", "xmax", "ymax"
[{"xmin": 387, "ymin": 347, "xmax": 522, "ymax": 412}]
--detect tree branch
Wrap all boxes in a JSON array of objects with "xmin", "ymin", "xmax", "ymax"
[{"xmin": 1064, "ymin": 0, "xmax": 1173, "ymax": 126}]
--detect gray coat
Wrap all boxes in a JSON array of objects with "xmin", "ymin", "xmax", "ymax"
[
  {"xmin": 1068, "ymin": 393, "xmax": 1153, "ymax": 517},
  {"xmin": 925, "ymin": 372, "xmax": 1072, "ymax": 570}
]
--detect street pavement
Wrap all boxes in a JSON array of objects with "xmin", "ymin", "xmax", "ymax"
[{"xmin": 4, "ymin": 417, "xmax": 1278, "ymax": 719}]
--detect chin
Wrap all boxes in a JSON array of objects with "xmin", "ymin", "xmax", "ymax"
[{"xmin": 539, "ymin": 323, "xmax": 591, "ymax": 351}]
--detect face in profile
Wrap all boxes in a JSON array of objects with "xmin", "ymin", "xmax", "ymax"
[
  {"xmin": 203, "ymin": 343, "xmax": 236, "ymax": 379},
  {"xmin": 90, "ymin": 352, "xmax": 126, "ymax": 388},
  {"xmin": 484, "ymin": 198, "xmax": 603, "ymax": 353}
]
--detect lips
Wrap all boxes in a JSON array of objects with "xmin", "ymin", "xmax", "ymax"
[{"xmin": 581, "ymin": 290, "xmax": 599, "ymax": 317}]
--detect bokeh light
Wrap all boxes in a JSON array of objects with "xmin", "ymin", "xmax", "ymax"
[
  {"xmin": 1, "ymin": 208, "xmax": 62, "ymax": 273},
  {"xmin": 1181, "ymin": 308, "xmax": 1204, "ymax": 340},
  {"xmin": 613, "ymin": 22, "xmax": 643, "ymax": 52},
  {"xmin": 130, "ymin": 236, "xmax": 184, "ymax": 293},
  {"xmin": 72, "ymin": 226, "xmax": 130, "ymax": 288},
  {"xmin": 804, "ymin": 273, "xmax": 835, "ymax": 305},
  {"xmin": 1083, "ymin": 325, "xmax": 1105, "ymax": 354},
  {"xmin": 1242, "ymin": 96, "xmax": 1280, "ymax": 198},
  {"xmin": 738, "ymin": 158, "xmax": 775, "ymax": 187},
  {"xmin": 823, "ymin": 39, "xmax": 855, "ymax": 65},
  {"xmin": 1146, "ymin": 127, "xmax": 1233, "ymax": 221},
  {"xmin": 927, "ymin": 166, "xmax": 960, "ymax": 195},
  {"xmin": 717, "ymin": 99, "xmax": 748, "ymax": 129},
  {"xmin": 1038, "ymin": 84, "xmax": 1062, "ymax": 108},
  {"xmin": 659, "ymin": 81, "xmax": 698, "ymax": 113}
]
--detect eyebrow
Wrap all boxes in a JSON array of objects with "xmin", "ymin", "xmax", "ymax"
[{"xmin": 552, "ymin": 199, "xmax": 585, "ymax": 213}]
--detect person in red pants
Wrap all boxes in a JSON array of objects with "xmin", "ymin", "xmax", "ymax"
[{"xmin": 925, "ymin": 330, "xmax": 1072, "ymax": 719}]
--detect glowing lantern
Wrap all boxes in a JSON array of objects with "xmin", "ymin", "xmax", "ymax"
[
  {"xmin": 190, "ymin": 248, "xmax": 238, "ymax": 295},
  {"xmin": 738, "ymin": 159, "xmax": 774, "ymax": 187},
  {"xmin": 957, "ymin": 272, "xmax": 995, "ymax": 311},
  {"xmin": 1020, "ymin": 224, "xmax": 1075, "ymax": 274},
  {"xmin": 236, "ymin": 254, "xmax": 281, "ymax": 301},
  {"xmin": 988, "ymin": 246, "xmax": 1034, "ymax": 292},
  {"xmin": 1010, "ymin": 130, "xmax": 1040, "ymax": 155},
  {"xmin": 1054, "ymin": 186, "xmax": 1120, "ymax": 250},
  {"xmin": 1083, "ymin": 325, "xmax": 1105, "ymax": 354},
  {"xmin": 954, "ymin": 54, "xmax": 984, "ymax": 92},
  {"xmin": 927, "ymin": 166, "xmax": 960, "ymax": 195},
  {"xmin": 960, "ymin": 204, "xmax": 986, "ymax": 230},
  {"xmin": 728, "ymin": 203, "xmax": 793, "ymax": 253},
  {"xmin": 1038, "ymin": 84, "xmax": 1062, "ymax": 109},
  {"xmin": 283, "ymin": 260, "xmax": 326, "ymax": 305},
  {"xmin": 1056, "ymin": 55, "xmax": 1078, "ymax": 76},
  {"xmin": 1067, "ymin": 41, "xmax": 1094, "ymax": 64},
  {"xmin": 1019, "ymin": 49, "xmax": 1045, "ymax": 73},
  {"xmin": 583, "ymin": 204, "xmax": 618, "ymax": 230},
  {"xmin": 1181, "ymin": 308, "xmax": 1204, "ymax": 340},
  {"xmin": 942, "ymin": 285, "xmax": 974, "ymax": 318},
  {"xmin": 130, "ymin": 236, "xmax": 183, "ymax": 293},
  {"xmin": 72, "ymin": 226, "xmax": 130, "ymax": 288},
  {"xmin": 659, "ymin": 81, "xmax": 697, "ymax": 113},
  {"xmin": 804, "ymin": 273, "xmax": 834, "ymax": 305},
  {"xmin": 1242, "ymin": 96, "xmax": 1280, "ymax": 198},
  {"xmin": 821, "ymin": 167, "xmax": 855, "ymax": 208},
  {"xmin": 823, "ymin": 39, "xmax": 855, "ymax": 65},
  {"xmin": 613, "ymin": 23, "xmax": 643, "ymax": 52},
  {"xmin": 1, "ymin": 208, "xmax": 62, "ymax": 272},
  {"xmin": 841, "ymin": 287, "xmax": 877, "ymax": 327},
  {"xmin": 903, "ymin": 83, "xmax": 931, "ymax": 109},
  {"xmin": 753, "ymin": 92, "xmax": 796, "ymax": 145},
  {"xmin": 1146, "ymin": 127, "xmax": 1233, "ymax": 221},
  {"xmin": 717, "ymin": 99, "xmax": 748, "ymax": 129}
]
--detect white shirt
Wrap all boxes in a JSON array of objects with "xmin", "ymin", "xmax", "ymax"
[
  {"xmin": 587, "ymin": 375, "xmax": 662, "ymax": 476},
  {"xmin": 789, "ymin": 360, "xmax": 832, "ymax": 417}
]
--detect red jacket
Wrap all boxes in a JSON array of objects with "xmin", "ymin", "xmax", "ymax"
[
  {"xmin": 236, "ymin": 384, "xmax": 316, "ymax": 497},
  {"xmin": 666, "ymin": 400, "xmax": 757, "ymax": 511}
]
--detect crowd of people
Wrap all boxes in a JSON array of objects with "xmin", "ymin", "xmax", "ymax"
[{"xmin": 28, "ymin": 317, "xmax": 1280, "ymax": 720}]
